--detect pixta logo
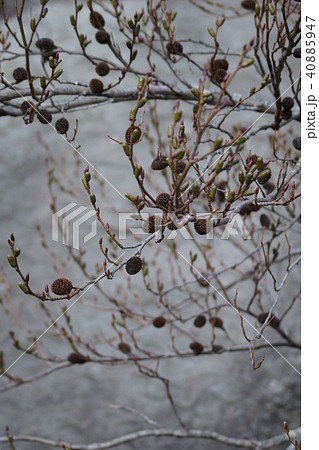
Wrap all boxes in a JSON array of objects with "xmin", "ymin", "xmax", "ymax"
[{"xmin": 52, "ymin": 202, "xmax": 97, "ymax": 249}]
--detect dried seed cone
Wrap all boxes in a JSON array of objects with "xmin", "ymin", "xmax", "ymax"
[
  {"xmin": 156, "ymin": 193, "xmax": 171, "ymax": 208},
  {"xmin": 175, "ymin": 160, "xmax": 186, "ymax": 175},
  {"xmin": 293, "ymin": 137, "xmax": 301, "ymax": 151},
  {"xmin": 35, "ymin": 38, "xmax": 56, "ymax": 52},
  {"xmin": 118, "ymin": 342, "xmax": 131, "ymax": 354},
  {"xmin": 151, "ymin": 155, "xmax": 168, "ymax": 170},
  {"xmin": 166, "ymin": 41, "xmax": 183, "ymax": 55},
  {"xmin": 125, "ymin": 256, "xmax": 143, "ymax": 275},
  {"xmin": 67, "ymin": 352, "xmax": 87, "ymax": 364},
  {"xmin": 210, "ymin": 317, "xmax": 223, "ymax": 328},
  {"xmin": 239, "ymin": 202, "xmax": 260, "ymax": 215},
  {"xmin": 281, "ymin": 97, "xmax": 294, "ymax": 110},
  {"xmin": 90, "ymin": 11, "xmax": 105, "ymax": 29},
  {"xmin": 95, "ymin": 29, "xmax": 110, "ymax": 44},
  {"xmin": 20, "ymin": 101, "xmax": 33, "ymax": 114},
  {"xmin": 125, "ymin": 126, "xmax": 142, "ymax": 144},
  {"xmin": 212, "ymin": 68, "xmax": 227, "ymax": 83},
  {"xmin": 211, "ymin": 58, "xmax": 229, "ymax": 73},
  {"xmin": 51, "ymin": 277, "xmax": 73, "ymax": 296},
  {"xmin": 241, "ymin": 0, "xmax": 256, "ymax": 10},
  {"xmin": 37, "ymin": 108, "xmax": 52, "ymax": 124},
  {"xmin": 257, "ymin": 312, "xmax": 280, "ymax": 329},
  {"xmin": 13, "ymin": 67, "xmax": 28, "ymax": 82},
  {"xmin": 260, "ymin": 214, "xmax": 271, "ymax": 228},
  {"xmin": 55, "ymin": 117, "xmax": 69, "ymax": 134},
  {"xmin": 194, "ymin": 218, "xmax": 210, "ymax": 235},
  {"xmin": 89, "ymin": 78, "xmax": 104, "ymax": 94},
  {"xmin": 293, "ymin": 48, "xmax": 301, "ymax": 58},
  {"xmin": 281, "ymin": 108, "xmax": 292, "ymax": 120},
  {"xmin": 194, "ymin": 315, "xmax": 206, "ymax": 328},
  {"xmin": 95, "ymin": 62, "xmax": 110, "ymax": 76},
  {"xmin": 190, "ymin": 341, "xmax": 203, "ymax": 355},
  {"xmin": 142, "ymin": 215, "xmax": 162, "ymax": 233},
  {"xmin": 153, "ymin": 316, "xmax": 166, "ymax": 328}
]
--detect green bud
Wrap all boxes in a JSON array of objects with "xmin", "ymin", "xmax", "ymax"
[
  {"xmin": 172, "ymin": 136, "xmax": 178, "ymax": 149},
  {"xmin": 250, "ymin": 87, "xmax": 256, "ymax": 96},
  {"xmin": 137, "ymin": 201, "xmax": 145, "ymax": 212},
  {"xmin": 85, "ymin": 172, "xmax": 91, "ymax": 183},
  {"xmin": 227, "ymin": 190, "xmax": 235, "ymax": 203},
  {"xmin": 82, "ymin": 178, "xmax": 88, "ymax": 190},
  {"xmin": 40, "ymin": 75, "xmax": 46, "ymax": 90},
  {"xmin": 53, "ymin": 69, "xmax": 63, "ymax": 79},
  {"xmin": 49, "ymin": 56, "xmax": 55, "ymax": 69},
  {"xmin": 245, "ymin": 173, "xmax": 253, "ymax": 185},
  {"xmin": 235, "ymin": 136, "xmax": 247, "ymax": 145},
  {"xmin": 122, "ymin": 144, "xmax": 131, "ymax": 156},
  {"xmin": 174, "ymin": 109, "xmax": 182, "ymax": 122},
  {"xmin": 76, "ymin": 3, "xmax": 83, "ymax": 12},
  {"xmin": 128, "ymin": 18, "xmax": 134, "ymax": 29},
  {"xmin": 40, "ymin": 0, "xmax": 48, "ymax": 5},
  {"xmin": 129, "ymin": 107, "xmax": 137, "ymax": 121},
  {"xmin": 14, "ymin": 248, "xmax": 21, "ymax": 257},
  {"xmin": 162, "ymin": 19, "xmax": 169, "ymax": 30},
  {"xmin": 214, "ymin": 137, "xmax": 223, "ymax": 150},
  {"xmin": 173, "ymin": 148, "xmax": 185, "ymax": 159},
  {"xmin": 192, "ymin": 183, "xmax": 200, "ymax": 198},
  {"xmin": 255, "ymin": 4, "xmax": 260, "ymax": 14},
  {"xmin": 7, "ymin": 255, "xmax": 16, "ymax": 268},
  {"xmin": 90, "ymin": 193, "xmax": 96, "ymax": 205},
  {"xmin": 238, "ymin": 171, "xmax": 245, "ymax": 183},
  {"xmin": 257, "ymin": 168, "xmax": 271, "ymax": 183},
  {"xmin": 137, "ymin": 77, "xmax": 145, "ymax": 90},
  {"xmin": 30, "ymin": 17, "xmax": 36, "ymax": 31},
  {"xmin": 191, "ymin": 88, "xmax": 200, "ymax": 98},
  {"xmin": 135, "ymin": 165, "xmax": 142, "ymax": 177},
  {"xmin": 181, "ymin": 181, "xmax": 189, "ymax": 192},
  {"xmin": 256, "ymin": 157, "xmax": 264, "ymax": 170},
  {"xmin": 215, "ymin": 160, "xmax": 223, "ymax": 174},
  {"xmin": 126, "ymin": 40, "xmax": 132, "ymax": 50},
  {"xmin": 131, "ymin": 49, "xmax": 138, "ymax": 60},
  {"xmin": 242, "ymin": 57, "xmax": 254, "ymax": 68},
  {"xmin": 249, "ymin": 164, "xmax": 258, "ymax": 174},
  {"xmin": 125, "ymin": 193, "xmax": 136, "ymax": 202},
  {"xmin": 193, "ymin": 103, "xmax": 199, "ymax": 114},
  {"xmin": 168, "ymin": 125, "xmax": 174, "ymax": 137},
  {"xmin": 70, "ymin": 14, "xmax": 75, "ymax": 26},
  {"xmin": 138, "ymin": 97, "xmax": 147, "ymax": 108},
  {"xmin": 209, "ymin": 185, "xmax": 217, "ymax": 200},
  {"xmin": 42, "ymin": 7, "xmax": 48, "ymax": 17},
  {"xmin": 18, "ymin": 282, "xmax": 28, "ymax": 294}
]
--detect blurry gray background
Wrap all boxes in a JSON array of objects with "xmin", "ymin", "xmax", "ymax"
[{"xmin": 0, "ymin": 1, "xmax": 300, "ymax": 449}]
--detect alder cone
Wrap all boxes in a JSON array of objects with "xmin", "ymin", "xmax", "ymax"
[
  {"xmin": 211, "ymin": 58, "xmax": 229, "ymax": 73},
  {"xmin": 37, "ymin": 109, "xmax": 52, "ymax": 124},
  {"xmin": 151, "ymin": 155, "xmax": 168, "ymax": 170},
  {"xmin": 153, "ymin": 316, "xmax": 166, "ymax": 328},
  {"xmin": 13, "ymin": 67, "xmax": 27, "ymax": 82},
  {"xmin": 95, "ymin": 62, "xmax": 110, "ymax": 76},
  {"xmin": 210, "ymin": 317, "xmax": 223, "ymax": 328},
  {"xmin": 194, "ymin": 218, "xmax": 210, "ymax": 235},
  {"xmin": 241, "ymin": 0, "xmax": 256, "ymax": 10},
  {"xmin": 95, "ymin": 30, "xmax": 110, "ymax": 44},
  {"xmin": 190, "ymin": 341, "xmax": 204, "ymax": 355},
  {"xmin": 118, "ymin": 342, "xmax": 131, "ymax": 354},
  {"xmin": 90, "ymin": 11, "xmax": 105, "ymax": 29},
  {"xmin": 67, "ymin": 353, "xmax": 87, "ymax": 364},
  {"xmin": 166, "ymin": 41, "xmax": 183, "ymax": 54},
  {"xmin": 55, "ymin": 118, "xmax": 69, "ymax": 134},
  {"xmin": 194, "ymin": 315, "xmax": 206, "ymax": 328},
  {"xmin": 51, "ymin": 278, "xmax": 73, "ymax": 296},
  {"xmin": 257, "ymin": 312, "xmax": 281, "ymax": 329},
  {"xmin": 125, "ymin": 256, "xmax": 143, "ymax": 275},
  {"xmin": 89, "ymin": 78, "xmax": 104, "ymax": 94},
  {"xmin": 35, "ymin": 38, "xmax": 56, "ymax": 52}
]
